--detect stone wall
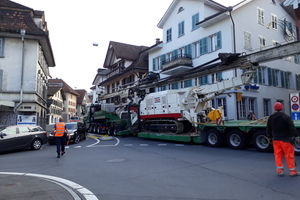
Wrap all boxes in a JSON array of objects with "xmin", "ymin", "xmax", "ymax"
[{"xmin": 0, "ymin": 111, "xmax": 17, "ymax": 126}]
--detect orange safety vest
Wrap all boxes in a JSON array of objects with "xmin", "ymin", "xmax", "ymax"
[{"xmin": 55, "ymin": 122, "xmax": 66, "ymax": 137}]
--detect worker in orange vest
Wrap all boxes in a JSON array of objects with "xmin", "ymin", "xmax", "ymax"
[
  {"xmin": 267, "ymin": 102, "xmax": 300, "ymax": 177},
  {"xmin": 52, "ymin": 117, "xmax": 69, "ymax": 158}
]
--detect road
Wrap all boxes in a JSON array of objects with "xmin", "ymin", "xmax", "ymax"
[{"xmin": 0, "ymin": 133, "xmax": 300, "ymax": 200}]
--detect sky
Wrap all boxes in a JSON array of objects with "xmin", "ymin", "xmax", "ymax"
[{"xmin": 13, "ymin": 0, "xmax": 242, "ymax": 92}]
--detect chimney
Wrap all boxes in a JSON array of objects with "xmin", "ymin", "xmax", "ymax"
[{"xmin": 156, "ymin": 38, "xmax": 160, "ymax": 44}]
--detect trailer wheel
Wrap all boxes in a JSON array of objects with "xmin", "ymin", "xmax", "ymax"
[
  {"xmin": 226, "ymin": 129, "xmax": 248, "ymax": 150},
  {"xmin": 206, "ymin": 129, "xmax": 224, "ymax": 147},
  {"xmin": 252, "ymin": 130, "xmax": 273, "ymax": 152}
]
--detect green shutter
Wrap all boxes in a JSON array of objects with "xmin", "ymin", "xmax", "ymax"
[
  {"xmin": 152, "ymin": 58, "xmax": 156, "ymax": 71},
  {"xmin": 185, "ymin": 44, "xmax": 192, "ymax": 57},
  {"xmin": 200, "ymin": 38, "xmax": 208, "ymax": 55},
  {"xmin": 216, "ymin": 31, "xmax": 222, "ymax": 49}
]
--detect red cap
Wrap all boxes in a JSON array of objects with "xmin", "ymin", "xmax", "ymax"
[{"xmin": 274, "ymin": 102, "xmax": 283, "ymax": 111}]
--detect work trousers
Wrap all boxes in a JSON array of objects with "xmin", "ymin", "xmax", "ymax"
[
  {"xmin": 55, "ymin": 136, "xmax": 66, "ymax": 154},
  {"xmin": 273, "ymin": 140, "xmax": 297, "ymax": 173}
]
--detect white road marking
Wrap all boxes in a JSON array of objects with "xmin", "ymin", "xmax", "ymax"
[
  {"xmin": 0, "ymin": 172, "xmax": 98, "ymax": 200},
  {"xmin": 157, "ymin": 144, "xmax": 168, "ymax": 146},
  {"xmin": 140, "ymin": 144, "xmax": 148, "ymax": 146}
]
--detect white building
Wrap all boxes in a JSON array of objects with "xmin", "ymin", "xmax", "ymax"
[
  {"xmin": 0, "ymin": 0, "xmax": 55, "ymax": 127},
  {"xmin": 147, "ymin": 0, "xmax": 300, "ymax": 120}
]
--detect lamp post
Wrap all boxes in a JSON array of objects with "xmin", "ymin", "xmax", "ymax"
[{"xmin": 14, "ymin": 29, "xmax": 26, "ymax": 113}]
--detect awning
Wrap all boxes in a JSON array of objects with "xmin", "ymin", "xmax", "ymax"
[{"xmin": 0, "ymin": 100, "xmax": 15, "ymax": 108}]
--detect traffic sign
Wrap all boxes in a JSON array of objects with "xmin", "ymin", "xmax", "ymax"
[
  {"xmin": 292, "ymin": 104, "xmax": 299, "ymax": 111},
  {"xmin": 292, "ymin": 112, "xmax": 300, "ymax": 120}
]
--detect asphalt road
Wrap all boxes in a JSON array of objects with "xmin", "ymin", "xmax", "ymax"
[{"xmin": 0, "ymin": 132, "xmax": 300, "ymax": 200}]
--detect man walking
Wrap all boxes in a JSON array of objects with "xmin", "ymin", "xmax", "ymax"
[
  {"xmin": 267, "ymin": 102, "xmax": 300, "ymax": 177},
  {"xmin": 53, "ymin": 118, "xmax": 69, "ymax": 158}
]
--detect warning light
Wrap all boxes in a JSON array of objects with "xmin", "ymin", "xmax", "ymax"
[{"xmin": 237, "ymin": 93, "xmax": 242, "ymax": 102}]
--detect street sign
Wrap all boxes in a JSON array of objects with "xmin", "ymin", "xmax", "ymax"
[
  {"xmin": 290, "ymin": 93, "xmax": 300, "ymax": 115},
  {"xmin": 292, "ymin": 112, "xmax": 300, "ymax": 120}
]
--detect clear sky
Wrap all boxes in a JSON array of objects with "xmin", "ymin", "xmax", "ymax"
[{"xmin": 13, "ymin": 0, "xmax": 242, "ymax": 92}]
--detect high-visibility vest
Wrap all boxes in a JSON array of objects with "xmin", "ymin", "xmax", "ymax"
[{"xmin": 55, "ymin": 122, "xmax": 66, "ymax": 137}]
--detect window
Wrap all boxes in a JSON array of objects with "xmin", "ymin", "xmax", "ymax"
[
  {"xmin": 244, "ymin": 31, "xmax": 252, "ymax": 50},
  {"xmin": 192, "ymin": 13, "xmax": 200, "ymax": 30},
  {"xmin": 0, "ymin": 70, "xmax": 2, "ymax": 90},
  {"xmin": 212, "ymin": 98, "xmax": 227, "ymax": 117},
  {"xmin": 296, "ymin": 74, "xmax": 300, "ymax": 90},
  {"xmin": 152, "ymin": 57, "xmax": 161, "ymax": 71},
  {"xmin": 171, "ymin": 82, "xmax": 179, "ymax": 89},
  {"xmin": 178, "ymin": 21, "xmax": 185, "ymax": 37},
  {"xmin": 271, "ymin": 14, "xmax": 278, "ymax": 30},
  {"xmin": 193, "ymin": 41, "xmax": 200, "ymax": 58},
  {"xmin": 0, "ymin": 38, "xmax": 3, "ymax": 57},
  {"xmin": 259, "ymin": 36, "xmax": 266, "ymax": 50},
  {"xmin": 184, "ymin": 79, "xmax": 192, "ymax": 88},
  {"xmin": 166, "ymin": 28, "xmax": 172, "ymax": 42},
  {"xmin": 199, "ymin": 75, "xmax": 208, "ymax": 85},
  {"xmin": 263, "ymin": 99, "xmax": 271, "ymax": 116},
  {"xmin": 258, "ymin": 7, "xmax": 265, "ymax": 25},
  {"xmin": 237, "ymin": 98, "xmax": 247, "ymax": 119},
  {"xmin": 199, "ymin": 37, "xmax": 208, "ymax": 55}
]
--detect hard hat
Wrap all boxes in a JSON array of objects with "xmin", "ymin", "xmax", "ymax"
[{"xmin": 274, "ymin": 102, "xmax": 283, "ymax": 111}]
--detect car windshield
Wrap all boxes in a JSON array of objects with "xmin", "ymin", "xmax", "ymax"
[{"xmin": 66, "ymin": 123, "xmax": 77, "ymax": 130}]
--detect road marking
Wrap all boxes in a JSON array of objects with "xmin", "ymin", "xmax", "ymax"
[
  {"xmin": 140, "ymin": 144, "xmax": 149, "ymax": 146},
  {"xmin": 157, "ymin": 144, "xmax": 168, "ymax": 146},
  {"xmin": 0, "ymin": 172, "xmax": 98, "ymax": 200}
]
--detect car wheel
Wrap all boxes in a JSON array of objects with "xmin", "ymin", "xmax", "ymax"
[
  {"xmin": 74, "ymin": 134, "xmax": 80, "ymax": 144},
  {"xmin": 226, "ymin": 129, "xmax": 248, "ymax": 150},
  {"xmin": 31, "ymin": 139, "xmax": 42, "ymax": 150}
]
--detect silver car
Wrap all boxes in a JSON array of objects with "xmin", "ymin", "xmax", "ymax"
[{"xmin": 0, "ymin": 125, "xmax": 48, "ymax": 153}]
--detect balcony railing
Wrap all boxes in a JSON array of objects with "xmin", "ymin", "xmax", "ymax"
[{"xmin": 161, "ymin": 54, "xmax": 193, "ymax": 71}]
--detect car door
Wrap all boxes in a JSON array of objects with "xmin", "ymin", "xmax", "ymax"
[
  {"xmin": 17, "ymin": 126, "xmax": 33, "ymax": 148},
  {"xmin": 0, "ymin": 127, "xmax": 18, "ymax": 151}
]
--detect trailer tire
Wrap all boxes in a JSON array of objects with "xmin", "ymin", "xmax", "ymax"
[
  {"xmin": 206, "ymin": 129, "xmax": 224, "ymax": 147},
  {"xmin": 226, "ymin": 129, "xmax": 248, "ymax": 150},
  {"xmin": 252, "ymin": 130, "xmax": 273, "ymax": 152},
  {"xmin": 294, "ymin": 134, "xmax": 300, "ymax": 155}
]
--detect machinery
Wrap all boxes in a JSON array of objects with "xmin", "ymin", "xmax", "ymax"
[{"xmin": 91, "ymin": 41, "xmax": 300, "ymax": 152}]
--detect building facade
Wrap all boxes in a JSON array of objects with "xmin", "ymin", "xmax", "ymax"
[
  {"xmin": 147, "ymin": 0, "xmax": 300, "ymax": 120},
  {"xmin": 0, "ymin": 0, "xmax": 55, "ymax": 127}
]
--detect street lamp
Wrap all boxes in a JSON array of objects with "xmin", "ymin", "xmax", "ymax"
[{"xmin": 14, "ymin": 29, "xmax": 26, "ymax": 113}]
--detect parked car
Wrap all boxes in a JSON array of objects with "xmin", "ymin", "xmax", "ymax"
[
  {"xmin": 48, "ymin": 122, "xmax": 86, "ymax": 145},
  {"xmin": 0, "ymin": 125, "xmax": 47, "ymax": 153},
  {"xmin": 69, "ymin": 116, "xmax": 80, "ymax": 122}
]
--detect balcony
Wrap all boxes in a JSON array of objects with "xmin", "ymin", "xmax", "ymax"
[{"xmin": 161, "ymin": 54, "xmax": 193, "ymax": 76}]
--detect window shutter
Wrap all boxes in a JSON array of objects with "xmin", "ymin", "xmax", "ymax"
[
  {"xmin": 172, "ymin": 49, "xmax": 178, "ymax": 60},
  {"xmin": 160, "ymin": 54, "xmax": 166, "ymax": 65},
  {"xmin": 152, "ymin": 58, "xmax": 156, "ymax": 71},
  {"xmin": 0, "ymin": 69, "xmax": 3, "ymax": 90},
  {"xmin": 200, "ymin": 38, "xmax": 208, "ymax": 55},
  {"xmin": 184, "ymin": 44, "xmax": 192, "ymax": 57},
  {"xmin": 216, "ymin": 31, "xmax": 222, "ymax": 49},
  {"xmin": 217, "ymin": 72, "xmax": 222, "ymax": 82}
]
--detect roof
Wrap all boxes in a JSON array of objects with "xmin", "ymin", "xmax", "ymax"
[
  {"xmin": 48, "ymin": 79, "xmax": 80, "ymax": 96},
  {"xmin": 0, "ymin": 0, "xmax": 55, "ymax": 66},
  {"xmin": 157, "ymin": 0, "xmax": 226, "ymax": 29},
  {"xmin": 103, "ymin": 41, "xmax": 148, "ymax": 67}
]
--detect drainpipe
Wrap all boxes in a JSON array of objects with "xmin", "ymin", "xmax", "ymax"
[
  {"xmin": 14, "ymin": 29, "xmax": 26, "ymax": 113},
  {"xmin": 228, "ymin": 6, "xmax": 237, "ymax": 77}
]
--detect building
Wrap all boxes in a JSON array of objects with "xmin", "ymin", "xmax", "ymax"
[
  {"xmin": 91, "ymin": 68, "xmax": 110, "ymax": 103},
  {"xmin": 0, "ymin": 0, "xmax": 55, "ymax": 127},
  {"xmin": 146, "ymin": 0, "xmax": 300, "ymax": 120},
  {"xmin": 48, "ymin": 79, "xmax": 79, "ymax": 122},
  {"xmin": 47, "ymin": 82, "xmax": 65, "ymax": 124},
  {"xmin": 74, "ymin": 89, "xmax": 89, "ymax": 121},
  {"xmin": 95, "ymin": 41, "xmax": 149, "ymax": 107}
]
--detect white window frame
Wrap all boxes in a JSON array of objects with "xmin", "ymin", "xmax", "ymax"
[
  {"xmin": 244, "ymin": 31, "xmax": 252, "ymax": 50},
  {"xmin": 271, "ymin": 14, "xmax": 278, "ymax": 30},
  {"xmin": 257, "ymin": 7, "xmax": 265, "ymax": 26},
  {"xmin": 259, "ymin": 35, "xmax": 266, "ymax": 50}
]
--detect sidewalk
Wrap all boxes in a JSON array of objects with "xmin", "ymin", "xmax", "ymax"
[{"xmin": 0, "ymin": 173, "xmax": 85, "ymax": 200}]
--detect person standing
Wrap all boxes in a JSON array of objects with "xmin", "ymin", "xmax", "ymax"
[
  {"xmin": 267, "ymin": 102, "xmax": 300, "ymax": 177},
  {"xmin": 247, "ymin": 110, "xmax": 256, "ymax": 120},
  {"xmin": 53, "ymin": 118, "xmax": 69, "ymax": 158}
]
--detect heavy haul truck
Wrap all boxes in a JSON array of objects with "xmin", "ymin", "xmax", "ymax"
[{"xmin": 88, "ymin": 41, "xmax": 300, "ymax": 153}]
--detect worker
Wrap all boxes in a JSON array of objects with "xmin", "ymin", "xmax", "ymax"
[
  {"xmin": 266, "ymin": 102, "xmax": 300, "ymax": 177},
  {"xmin": 52, "ymin": 117, "xmax": 69, "ymax": 158},
  {"xmin": 247, "ymin": 110, "xmax": 256, "ymax": 120}
]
